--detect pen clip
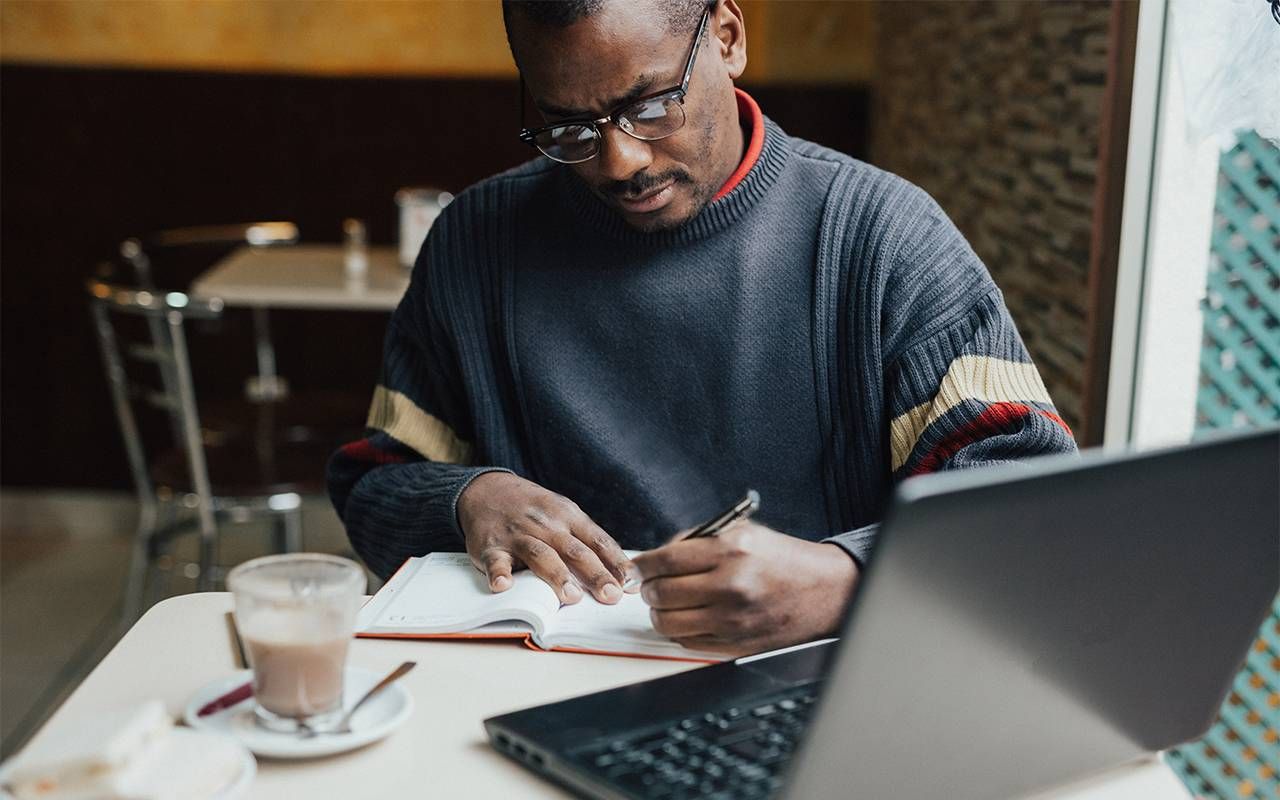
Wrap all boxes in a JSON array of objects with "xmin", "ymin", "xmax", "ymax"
[{"xmin": 687, "ymin": 490, "xmax": 760, "ymax": 539}]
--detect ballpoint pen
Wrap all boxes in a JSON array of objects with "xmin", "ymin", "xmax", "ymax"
[
  {"xmin": 682, "ymin": 490, "xmax": 761, "ymax": 540},
  {"xmin": 623, "ymin": 490, "xmax": 761, "ymax": 591}
]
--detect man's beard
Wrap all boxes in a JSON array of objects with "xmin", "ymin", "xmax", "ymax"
[
  {"xmin": 598, "ymin": 169, "xmax": 702, "ymax": 232},
  {"xmin": 590, "ymin": 121, "xmax": 723, "ymax": 232}
]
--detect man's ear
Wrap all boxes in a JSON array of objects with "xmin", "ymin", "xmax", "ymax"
[{"xmin": 713, "ymin": 0, "xmax": 748, "ymax": 80}]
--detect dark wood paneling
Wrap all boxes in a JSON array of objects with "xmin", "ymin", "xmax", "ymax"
[
  {"xmin": 1080, "ymin": 1, "xmax": 1140, "ymax": 446},
  {"xmin": 0, "ymin": 64, "xmax": 867, "ymax": 488}
]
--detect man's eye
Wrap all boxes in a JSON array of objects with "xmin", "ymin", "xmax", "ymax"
[
  {"xmin": 549, "ymin": 125, "xmax": 593, "ymax": 143},
  {"xmin": 628, "ymin": 98, "xmax": 671, "ymax": 122}
]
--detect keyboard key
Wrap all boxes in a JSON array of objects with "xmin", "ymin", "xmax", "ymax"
[
  {"xmin": 584, "ymin": 687, "xmax": 818, "ymax": 799},
  {"xmin": 628, "ymin": 729, "xmax": 671, "ymax": 749},
  {"xmin": 712, "ymin": 717, "xmax": 764, "ymax": 739},
  {"xmin": 727, "ymin": 738, "xmax": 772, "ymax": 761}
]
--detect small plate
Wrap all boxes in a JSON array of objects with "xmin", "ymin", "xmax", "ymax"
[
  {"xmin": 162, "ymin": 729, "xmax": 256, "ymax": 799},
  {"xmin": 0, "ymin": 728, "xmax": 253, "ymax": 800},
  {"xmin": 184, "ymin": 667, "xmax": 413, "ymax": 759}
]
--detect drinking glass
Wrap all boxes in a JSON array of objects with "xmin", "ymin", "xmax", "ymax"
[{"xmin": 227, "ymin": 553, "xmax": 365, "ymax": 732}]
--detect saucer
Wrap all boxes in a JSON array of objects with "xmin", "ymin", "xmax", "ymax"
[
  {"xmin": 184, "ymin": 667, "xmax": 413, "ymax": 759},
  {"xmin": 155, "ymin": 729, "xmax": 256, "ymax": 799}
]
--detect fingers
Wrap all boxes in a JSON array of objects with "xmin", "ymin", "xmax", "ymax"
[
  {"xmin": 458, "ymin": 474, "xmax": 632, "ymax": 604},
  {"xmin": 478, "ymin": 548, "xmax": 515, "ymax": 593},
  {"xmin": 671, "ymin": 634, "xmax": 759, "ymax": 658},
  {"xmin": 631, "ymin": 536, "xmax": 724, "ymax": 581},
  {"xmin": 554, "ymin": 527, "xmax": 624, "ymax": 604},
  {"xmin": 569, "ymin": 513, "xmax": 636, "ymax": 590},
  {"xmin": 511, "ymin": 534, "xmax": 584, "ymax": 604},
  {"xmin": 640, "ymin": 572, "xmax": 726, "ymax": 610},
  {"xmin": 649, "ymin": 607, "xmax": 717, "ymax": 640}
]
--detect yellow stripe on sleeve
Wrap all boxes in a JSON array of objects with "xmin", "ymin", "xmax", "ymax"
[
  {"xmin": 888, "ymin": 355, "xmax": 1053, "ymax": 471},
  {"xmin": 366, "ymin": 385, "xmax": 473, "ymax": 465}
]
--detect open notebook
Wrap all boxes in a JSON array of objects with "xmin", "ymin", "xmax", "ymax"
[{"xmin": 356, "ymin": 552, "xmax": 727, "ymax": 663}]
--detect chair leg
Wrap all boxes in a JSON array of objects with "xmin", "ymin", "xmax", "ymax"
[
  {"xmin": 196, "ymin": 508, "xmax": 218, "ymax": 592},
  {"xmin": 147, "ymin": 502, "xmax": 178, "ymax": 607},
  {"xmin": 274, "ymin": 506, "xmax": 304, "ymax": 553},
  {"xmin": 119, "ymin": 502, "xmax": 159, "ymax": 630}
]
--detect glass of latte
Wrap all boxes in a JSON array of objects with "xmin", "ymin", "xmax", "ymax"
[{"xmin": 228, "ymin": 553, "xmax": 365, "ymax": 733}]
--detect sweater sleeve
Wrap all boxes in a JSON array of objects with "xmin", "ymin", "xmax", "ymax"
[
  {"xmin": 822, "ymin": 292, "xmax": 1076, "ymax": 565},
  {"xmin": 326, "ymin": 266, "xmax": 509, "ymax": 580},
  {"xmin": 882, "ymin": 289, "xmax": 1077, "ymax": 480},
  {"xmin": 822, "ymin": 180, "xmax": 1077, "ymax": 566}
]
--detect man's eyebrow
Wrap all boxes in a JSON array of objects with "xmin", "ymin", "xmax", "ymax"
[{"xmin": 537, "ymin": 73, "xmax": 661, "ymax": 120}]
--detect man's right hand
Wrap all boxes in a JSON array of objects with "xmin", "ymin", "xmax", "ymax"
[{"xmin": 457, "ymin": 472, "xmax": 636, "ymax": 605}]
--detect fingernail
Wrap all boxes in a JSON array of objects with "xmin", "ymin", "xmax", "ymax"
[
  {"xmin": 492, "ymin": 575, "xmax": 511, "ymax": 591},
  {"xmin": 601, "ymin": 583, "xmax": 621, "ymax": 602},
  {"xmin": 622, "ymin": 575, "xmax": 642, "ymax": 593},
  {"xmin": 562, "ymin": 582, "xmax": 583, "ymax": 603}
]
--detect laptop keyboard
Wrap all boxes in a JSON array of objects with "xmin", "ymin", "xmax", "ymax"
[{"xmin": 568, "ymin": 684, "xmax": 820, "ymax": 799}]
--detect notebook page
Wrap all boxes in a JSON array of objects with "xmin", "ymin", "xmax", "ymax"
[
  {"xmin": 359, "ymin": 552, "xmax": 560, "ymax": 634},
  {"xmin": 544, "ymin": 592, "xmax": 727, "ymax": 661}
]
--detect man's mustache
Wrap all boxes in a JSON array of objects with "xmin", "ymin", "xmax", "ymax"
[{"xmin": 603, "ymin": 170, "xmax": 693, "ymax": 200}]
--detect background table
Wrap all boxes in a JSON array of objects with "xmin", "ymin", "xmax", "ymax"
[
  {"xmin": 191, "ymin": 244, "xmax": 409, "ymax": 312},
  {"xmin": 16, "ymin": 594, "xmax": 1190, "ymax": 799},
  {"xmin": 188, "ymin": 243, "xmax": 409, "ymax": 395}
]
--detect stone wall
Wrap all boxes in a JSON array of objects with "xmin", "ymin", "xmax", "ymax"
[{"xmin": 870, "ymin": 0, "xmax": 1113, "ymax": 433}]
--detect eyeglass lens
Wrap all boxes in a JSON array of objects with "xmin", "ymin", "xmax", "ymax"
[{"xmin": 533, "ymin": 93, "xmax": 687, "ymax": 164}]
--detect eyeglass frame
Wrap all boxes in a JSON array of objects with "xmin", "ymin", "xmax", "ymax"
[{"xmin": 516, "ymin": 4, "xmax": 713, "ymax": 163}]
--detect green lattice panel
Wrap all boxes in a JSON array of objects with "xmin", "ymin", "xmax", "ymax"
[
  {"xmin": 1173, "ymin": 131, "xmax": 1280, "ymax": 800},
  {"xmin": 1166, "ymin": 595, "xmax": 1280, "ymax": 799},
  {"xmin": 1196, "ymin": 132, "xmax": 1280, "ymax": 431}
]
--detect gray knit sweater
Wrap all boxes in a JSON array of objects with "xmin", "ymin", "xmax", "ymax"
[{"xmin": 328, "ymin": 114, "xmax": 1077, "ymax": 581}]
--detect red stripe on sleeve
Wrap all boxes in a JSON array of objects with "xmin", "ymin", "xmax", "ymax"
[
  {"xmin": 1035, "ymin": 408, "xmax": 1074, "ymax": 439},
  {"xmin": 339, "ymin": 438, "xmax": 409, "ymax": 466},
  {"xmin": 909, "ymin": 402, "xmax": 1034, "ymax": 476}
]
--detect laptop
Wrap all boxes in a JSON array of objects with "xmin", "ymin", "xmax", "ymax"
[{"xmin": 484, "ymin": 428, "xmax": 1279, "ymax": 800}]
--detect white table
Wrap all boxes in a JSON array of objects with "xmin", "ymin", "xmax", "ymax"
[
  {"xmin": 15, "ymin": 593, "xmax": 1189, "ymax": 799},
  {"xmin": 188, "ymin": 244, "xmax": 410, "ymax": 393},
  {"xmin": 190, "ymin": 244, "xmax": 409, "ymax": 312}
]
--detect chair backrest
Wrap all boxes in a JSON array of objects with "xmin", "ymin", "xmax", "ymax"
[
  {"xmin": 120, "ymin": 222, "xmax": 298, "ymax": 289},
  {"xmin": 87, "ymin": 279, "xmax": 225, "ymax": 510}
]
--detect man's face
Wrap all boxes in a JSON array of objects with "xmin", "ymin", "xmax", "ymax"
[{"xmin": 511, "ymin": 2, "xmax": 744, "ymax": 232}]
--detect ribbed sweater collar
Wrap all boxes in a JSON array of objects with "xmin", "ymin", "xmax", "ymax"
[{"xmin": 559, "ymin": 115, "xmax": 791, "ymax": 247}]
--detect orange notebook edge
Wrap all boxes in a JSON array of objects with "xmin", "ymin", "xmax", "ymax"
[
  {"xmin": 356, "ymin": 631, "xmax": 529, "ymax": 641},
  {"xmin": 356, "ymin": 630, "xmax": 720, "ymax": 664}
]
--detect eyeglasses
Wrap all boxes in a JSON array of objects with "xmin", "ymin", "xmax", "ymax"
[{"xmin": 517, "ymin": 6, "xmax": 711, "ymax": 165}]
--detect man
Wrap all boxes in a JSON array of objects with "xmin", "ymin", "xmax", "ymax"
[{"xmin": 328, "ymin": 0, "xmax": 1076, "ymax": 657}]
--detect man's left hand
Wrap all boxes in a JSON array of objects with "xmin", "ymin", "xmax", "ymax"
[{"xmin": 630, "ymin": 523, "xmax": 859, "ymax": 657}]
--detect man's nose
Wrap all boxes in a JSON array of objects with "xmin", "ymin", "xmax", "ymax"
[{"xmin": 596, "ymin": 125, "xmax": 654, "ymax": 183}]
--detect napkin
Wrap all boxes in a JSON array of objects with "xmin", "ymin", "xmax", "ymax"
[{"xmin": 0, "ymin": 701, "xmax": 245, "ymax": 800}]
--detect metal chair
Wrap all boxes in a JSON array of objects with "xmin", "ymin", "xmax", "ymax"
[
  {"xmin": 88, "ymin": 279, "xmax": 334, "ymax": 624},
  {"xmin": 119, "ymin": 222, "xmax": 298, "ymax": 401},
  {"xmin": 110, "ymin": 222, "xmax": 368, "ymax": 438}
]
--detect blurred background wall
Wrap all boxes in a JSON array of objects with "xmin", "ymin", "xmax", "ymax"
[
  {"xmin": 0, "ymin": 0, "xmax": 875, "ymax": 81},
  {"xmin": 872, "ymin": 1, "xmax": 1113, "ymax": 432},
  {"xmin": 0, "ymin": 0, "xmax": 1116, "ymax": 490}
]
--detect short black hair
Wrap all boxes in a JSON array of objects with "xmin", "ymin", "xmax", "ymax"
[{"xmin": 501, "ymin": 0, "xmax": 711, "ymax": 47}]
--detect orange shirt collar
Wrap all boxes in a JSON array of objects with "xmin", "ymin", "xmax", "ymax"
[{"xmin": 711, "ymin": 88, "xmax": 765, "ymax": 202}]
